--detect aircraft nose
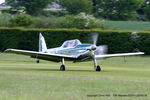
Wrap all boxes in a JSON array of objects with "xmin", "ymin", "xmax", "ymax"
[{"xmin": 91, "ymin": 45, "xmax": 97, "ymax": 51}]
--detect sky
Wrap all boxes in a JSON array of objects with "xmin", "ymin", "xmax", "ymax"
[{"xmin": 0, "ymin": 0, "xmax": 5, "ymax": 4}]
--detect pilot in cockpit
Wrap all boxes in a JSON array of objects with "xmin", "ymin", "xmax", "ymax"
[{"xmin": 62, "ymin": 39, "xmax": 81, "ymax": 48}]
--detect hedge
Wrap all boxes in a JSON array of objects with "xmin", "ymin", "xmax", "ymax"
[{"xmin": 0, "ymin": 27, "xmax": 150, "ymax": 55}]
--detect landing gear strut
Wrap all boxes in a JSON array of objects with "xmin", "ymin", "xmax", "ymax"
[
  {"xmin": 36, "ymin": 54, "xmax": 40, "ymax": 63},
  {"xmin": 93, "ymin": 56, "xmax": 101, "ymax": 72},
  {"xmin": 60, "ymin": 58, "xmax": 65, "ymax": 71}
]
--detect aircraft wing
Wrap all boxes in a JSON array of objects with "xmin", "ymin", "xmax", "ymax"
[
  {"xmin": 5, "ymin": 49, "xmax": 78, "ymax": 62},
  {"xmin": 95, "ymin": 52, "xmax": 144, "ymax": 59}
]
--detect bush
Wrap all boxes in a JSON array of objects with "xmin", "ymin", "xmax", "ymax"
[
  {"xmin": 9, "ymin": 14, "xmax": 32, "ymax": 27},
  {"xmin": 0, "ymin": 13, "xmax": 107, "ymax": 29},
  {"xmin": 30, "ymin": 16, "xmax": 57, "ymax": 28},
  {"xmin": 41, "ymin": 10, "xmax": 68, "ymax": 17},
  {"xmin": 0, "ymin": 28, "xmax": 150, "ymax": 55},
  {"xmin": 57, "ymin": 13, "xmax": 106, "ymax": 29},
  {"xmin": 0, "ymin": 13, "xmax": 13, "ymax": 27},
  {"xmin": 76, "ymin": 13, "xmax": 106, "ymax": 29},
  {"xmin": 57, "ymin": 15, "xmax": 87, "ymax": 29}
]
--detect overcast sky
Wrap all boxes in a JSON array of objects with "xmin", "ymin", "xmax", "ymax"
[{"xmin": 0, "ymin": 0, "xmax": 5, "ymax": 4}]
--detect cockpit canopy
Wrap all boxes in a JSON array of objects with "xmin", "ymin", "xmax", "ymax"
[{"xmin": 61, "ymin": 39, "xmax": 81, "ymax": 48}]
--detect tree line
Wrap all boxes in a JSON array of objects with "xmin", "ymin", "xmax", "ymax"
[{"xmin": 5, "ymin": 0, "xmax": 150, "ymax": 21}]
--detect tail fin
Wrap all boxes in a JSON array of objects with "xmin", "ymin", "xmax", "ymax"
[{"xmin": 39, "ymin": 33, "xmax": 47, "ymax": 52}]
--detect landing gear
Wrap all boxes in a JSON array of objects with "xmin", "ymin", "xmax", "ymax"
[
  {"xmin": 36, "ymin": 59, "xmax": 40, "ymax": 63},
  {"xmin": 93, "ymin": 54, "xmax": 101, "ymax": 72},
  {"xmin": 60, "ymin": 65, "xmax": 65, "ymax": 71},
  {"xmin": 60, "ymin": 58, "xmax": 65, "ymax": 71},
  {"xmin": 36, "ymin": 54, "xmax": 40, "ymax": 63},
  {"xmin": 96, "ymin": 65, "xmax": 101, "ymax": 71}
]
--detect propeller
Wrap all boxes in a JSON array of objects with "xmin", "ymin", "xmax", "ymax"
[
  {"xmin": 92, "ymin": 33, "xmax": 99, "ymax": 45},
  {"xmin": 91, "ymin": 33, "xmax": 108, "ymax": 55},
  {"xmin": 91, "ymin": 33, "xmax": 108, "ymax": 69},
  {"xmin": 94, "ymin": 45, "xmax": 108, "ymax": 55}
]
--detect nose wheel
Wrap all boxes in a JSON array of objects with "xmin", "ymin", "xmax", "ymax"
[{"xmin": 93, "ymin": 54, "xmax": 101, "ymax": 71}]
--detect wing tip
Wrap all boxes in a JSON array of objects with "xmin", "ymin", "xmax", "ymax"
[
  {"xmin": 138, "ymin": 52, "xmax": 145, "ymax": 55},
  {"xmin": 4, "ymin": 49, "xmax": 15, "ymax": 53}
]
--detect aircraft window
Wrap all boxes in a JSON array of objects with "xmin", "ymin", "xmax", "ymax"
[
  {"xmin": 75, "ymin": 44, "xmax": 91, "ymax": 48},
  {"xmin": 62, "ymin": 40, "xmax": 81, "ymax": 48}
]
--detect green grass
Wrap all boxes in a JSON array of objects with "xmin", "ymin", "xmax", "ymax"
[
  {"xmin": 0, "ymin": 8, "xmax": 10, "ymax": 10},
  {"xmin": 105, "ymin": 21, "xmax": 150, "ymax": 31},
  {"xmin": 0, "ymin": 53, "xmax": 150, "ymax": 100}
]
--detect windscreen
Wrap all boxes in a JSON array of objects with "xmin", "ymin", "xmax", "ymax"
[{"xmin": 61, "ymin": 39, "xmax": 81, "ymax": 48}]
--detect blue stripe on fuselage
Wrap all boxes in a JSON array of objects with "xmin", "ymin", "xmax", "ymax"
[{"xmin": 57, "ymin": 44, "xmax": 92, "ymax": 55}]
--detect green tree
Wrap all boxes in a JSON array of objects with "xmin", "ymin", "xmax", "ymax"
[
  {"xmin": 92, "ymin": 0, "xmax": 97, "ymax": 13},
  {"xmin": 6, "ymin": 0, "xmax": 52, "ymax": 15},
  {"xmin": 142, "ymin": 0, "xmax": 150, "ymax": 20},
  {"xmin": 58, "ymin": 0, "xmax": 93, "ymax": 15},
  {"xmin": 9, "ymin": 14, "xmax": 32, "ymax": 27},
  {"xmin": 95, "ymin": 0, "xmax": 144, "ymax": 20}
]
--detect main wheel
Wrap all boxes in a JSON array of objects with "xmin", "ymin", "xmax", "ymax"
[
  {"xmin": 36, "ymin": 59, "xmax": 40, "ymax": 63},
  {"xmin": 60, "ymin": 65, "xmax": 65, "ymax": 71},
  {"xmin": 96, "ymin": 65, "xmax": 101, "ymax": 71}
]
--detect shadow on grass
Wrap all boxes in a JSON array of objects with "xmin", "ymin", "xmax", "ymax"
[{"xmin": 0, "ymin": 67, "xmax": 99, "ymax": 73}]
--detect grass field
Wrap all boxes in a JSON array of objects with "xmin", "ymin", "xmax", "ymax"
[
  {"xmin": 0, "ymin": 53, "xmax": 150, "ymax": 100},
  {"xmin": 105, "ymin": 21, "xmax": 150, "ymax": 31}
]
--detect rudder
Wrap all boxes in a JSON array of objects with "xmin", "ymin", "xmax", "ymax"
[{"xmin": 39, "ymin": 33, "xmax": 47, "ymax": 52}]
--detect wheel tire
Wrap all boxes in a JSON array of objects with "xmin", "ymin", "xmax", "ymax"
[
  {"xmin": 60, "ymin": 65, "xmax": 65, "ymax": 71},
  {"xmin": 96, "ymin": 65, "xmax": 101, "ymax": 71},
  {"xmin": 36, "ymin": 59, "xmax": 40, "ymax": 63}
]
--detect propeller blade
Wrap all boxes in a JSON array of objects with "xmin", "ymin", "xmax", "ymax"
[
  {"xmin": 94, "ymin": 45, "xmax": 108, "ymax": 55},
  {"xmin": 92, "ymin": 33, "xmax": 99, "ymax": 45}
]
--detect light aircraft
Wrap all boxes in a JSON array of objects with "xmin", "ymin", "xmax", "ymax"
[{"xmin": 5, "ymin": 33, "xmax": 144, "ymax": 71}]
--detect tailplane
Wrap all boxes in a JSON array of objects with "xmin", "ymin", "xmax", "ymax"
[{"xmin": 39, "ymin": 33, "xmax": 47, "ymax": 52}]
